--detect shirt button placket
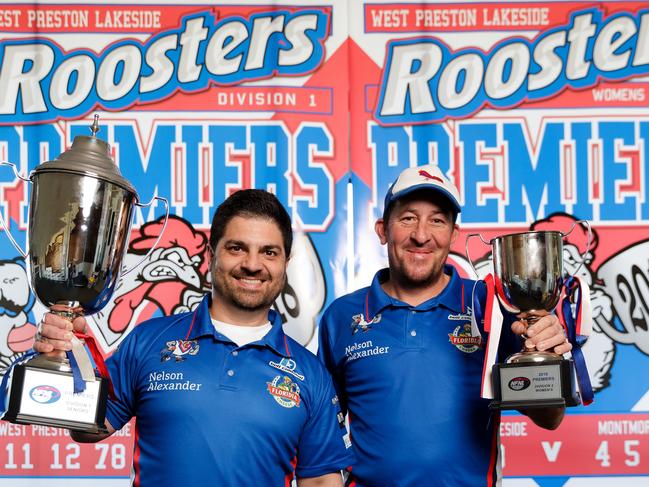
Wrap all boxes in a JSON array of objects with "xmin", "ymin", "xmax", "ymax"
[
  {"xmin": 221, "ymin": 348, "xmax": 239, "ymax": 387},
  {"xmin": 228, "ymin": 348, "xmax": 240, "ymax": 377},
  {"xmin": 407, "ymin": 309, "xmax": 422, "ymax": 348}
]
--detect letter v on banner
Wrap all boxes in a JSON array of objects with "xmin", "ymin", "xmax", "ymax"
[
  {"xmin": 480, "ymin": 274, "xmax": 503, "ymax": 399},
  {"xmin": 541, "ymin": 441, "xmax": 562, "ymax": 462}
]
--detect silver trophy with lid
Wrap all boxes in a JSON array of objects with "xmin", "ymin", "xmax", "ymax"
[
  {"xmin": 467, "ymin": 224, "xmax": 591, "ymax": 410},
  {"xmin": 1, "ymin": 116, "xmax": 168, "ymax": 432}
]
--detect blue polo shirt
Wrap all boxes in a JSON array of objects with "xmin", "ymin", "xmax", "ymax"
[
  {"xmin": 106, "ymin": 295, "xmax": 353, "ymax": 486},
  {"xmin": 318, "ymin": 265, "xmax": 518, "ymax": 486}
]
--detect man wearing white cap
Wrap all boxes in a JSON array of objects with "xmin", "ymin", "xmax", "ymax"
[{"xmin": 318, "ymin": 164, "xmax": 572, "ymax": 486}]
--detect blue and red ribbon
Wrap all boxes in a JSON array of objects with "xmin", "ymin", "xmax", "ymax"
[{"xmin": 557, "ymin": 275, "xmax": 594, "ymax": 406}]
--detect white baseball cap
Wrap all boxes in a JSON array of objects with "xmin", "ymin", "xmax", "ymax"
[{"xmin": 383, "ymin": 164, "xmax": 461, "ymax": 216}]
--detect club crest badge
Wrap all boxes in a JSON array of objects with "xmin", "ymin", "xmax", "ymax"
[
  {"xmin": 269, "ymin": 357, "xmax": 305, "ymax": 380},
  {"xmin": 267, "ymin": 375, "xmax": 301, "ymax": 408},
  {"xmin": 448, "ymin": 324, "xmax": 482, "ymax": 353},
  {"xmin": 350, "ymin": 313, "xmax": 381, "ymax": 335},
  {"xmin": 161, "ymin": 339, "xmax": 200, "ymax": 362}
]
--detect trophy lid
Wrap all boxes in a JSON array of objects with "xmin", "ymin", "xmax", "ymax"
[{"xmin": 31, "ymin": 115, "xmax": 137, "ymax": 196}]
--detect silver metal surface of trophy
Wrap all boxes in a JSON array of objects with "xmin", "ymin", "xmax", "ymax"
[
  {"xmin": 1, "ymin": 116, "xmax": 168, "ymax": 433},
  {"xmin": 467, "ymin": 225, "xmax": 591, "ymax": 410},
  {"xmin": 492, "ymin": 231, "xmax": 564, "ymax": 364}
]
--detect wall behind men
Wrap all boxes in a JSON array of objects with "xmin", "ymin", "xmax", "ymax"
[{"xmin": 0, "ymin": 1, "xmax": 647, "ymax": 485}]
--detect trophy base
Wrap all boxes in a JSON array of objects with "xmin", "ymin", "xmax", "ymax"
[
  {"xmin": 489, "ymin": 354, "xmax": 581, "ymax": 410},
  {"xmin": 2, "ymin": 355, "xmax": 109, "ymax": 434}
]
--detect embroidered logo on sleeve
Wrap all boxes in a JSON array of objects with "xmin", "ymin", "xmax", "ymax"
[{"xmin": 267, "ymin": 376, "xmax": 301, "ymax": 408}]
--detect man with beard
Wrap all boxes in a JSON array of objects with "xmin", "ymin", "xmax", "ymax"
[
  {"xmin": 318, "ymin": 164, "xmax": 573, "ymax": 486},
  {"xmin": 35, "ymin": 189, "xmax": 353, "ymax": 486}
]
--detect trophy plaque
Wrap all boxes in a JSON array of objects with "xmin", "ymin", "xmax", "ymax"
[{"xmin": 1, "ymin": 116, "xmax": 168, "ymax": 432}]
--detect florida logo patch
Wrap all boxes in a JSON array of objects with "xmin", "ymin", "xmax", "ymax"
[
  {"xmin": 350, "ymin": 313, "xmax": 381, "ymax": 335},
  {"xmin": 267, "ymin": 375, "xmax": 301, "ymax": 408},
  {"xmin": 161, "ymin": 339, "xmax": 200, "ymax": 362},
  {"xmin": 448, "ymin": 324, "xmax": 482, "ymax": 353}
]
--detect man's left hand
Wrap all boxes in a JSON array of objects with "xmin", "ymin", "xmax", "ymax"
[{"xmin": 511, "ymin": 314, "xmax": 572, "ymax": 355}]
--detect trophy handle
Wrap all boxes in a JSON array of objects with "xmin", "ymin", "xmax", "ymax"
[
  {"xmin": 0, "ymin": 161, "xmax": 31, "ymax": 258},
  {"xmin": 465, "ymin": 233, "xmax": 491, "ymax": 278},
  {"xmin": 560, "ymin": 219, "xmax": 593, "ymax": 276},
  {"xmin": 121, "ymin": 196, "xmax": 170, "ymax": 276}
]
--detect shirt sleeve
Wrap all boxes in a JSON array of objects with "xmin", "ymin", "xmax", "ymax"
[
  {"xmin": 104, "ymin": 331, "xmax": 140, "ymax": 430},
  {"xmin": 294, "ymin": 364, "xmax": 354, "ymax": 478},
  {"xmin": 317, "ymin": 307, "xmax": 348, "ymax": 414}
]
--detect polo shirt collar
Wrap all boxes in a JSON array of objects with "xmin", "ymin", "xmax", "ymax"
[
  {"xmin": 366, "ymin": 264, "xmax": 466, "ymax": 317},
  {"xmin": 187, "ymin": 294, "xmax": 292, "ymax": 358}
]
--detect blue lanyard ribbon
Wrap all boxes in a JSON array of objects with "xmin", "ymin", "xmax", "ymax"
[
  {"xmin": 560, "ymin": 276, "xmax": 594, "ymax": 405},
  {"xmin": 66, "ymin": 349, "xmax": 87, "ymax": 393}
]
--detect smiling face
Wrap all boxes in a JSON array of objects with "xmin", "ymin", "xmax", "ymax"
[
  {"xmin": 210, "ymin": 215, "xmax": 288, "ymax": 325},
  {"xmin": 376, "ymin": 191, "xmax": 458, "ymax": 298}
]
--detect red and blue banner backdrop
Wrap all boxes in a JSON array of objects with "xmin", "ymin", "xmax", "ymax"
[{"xmin": 0, "ymin": 1, "xmax": 648, "ymax": 485}]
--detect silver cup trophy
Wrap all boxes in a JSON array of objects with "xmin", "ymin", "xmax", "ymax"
[
  {"xmin": 467, "ymin": 224, "xmax": 591, "ymax": 410},
  {"xmin": 1, "ymin": 116, "xmax": 168, "ymax": 432}
]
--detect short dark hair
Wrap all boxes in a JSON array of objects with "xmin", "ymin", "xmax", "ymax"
[
  {"xmin": 209, "ymin": 189, "xmax": 293, "ymax": 257},
  {"xmin": 383, "ymin": 188, "xmax": 458, "ymax": 224}
]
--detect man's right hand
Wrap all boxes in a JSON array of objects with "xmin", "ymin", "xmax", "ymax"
[{"xmin": 33, "ymin": 313, "xmax": 89, "ymax": 358}]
